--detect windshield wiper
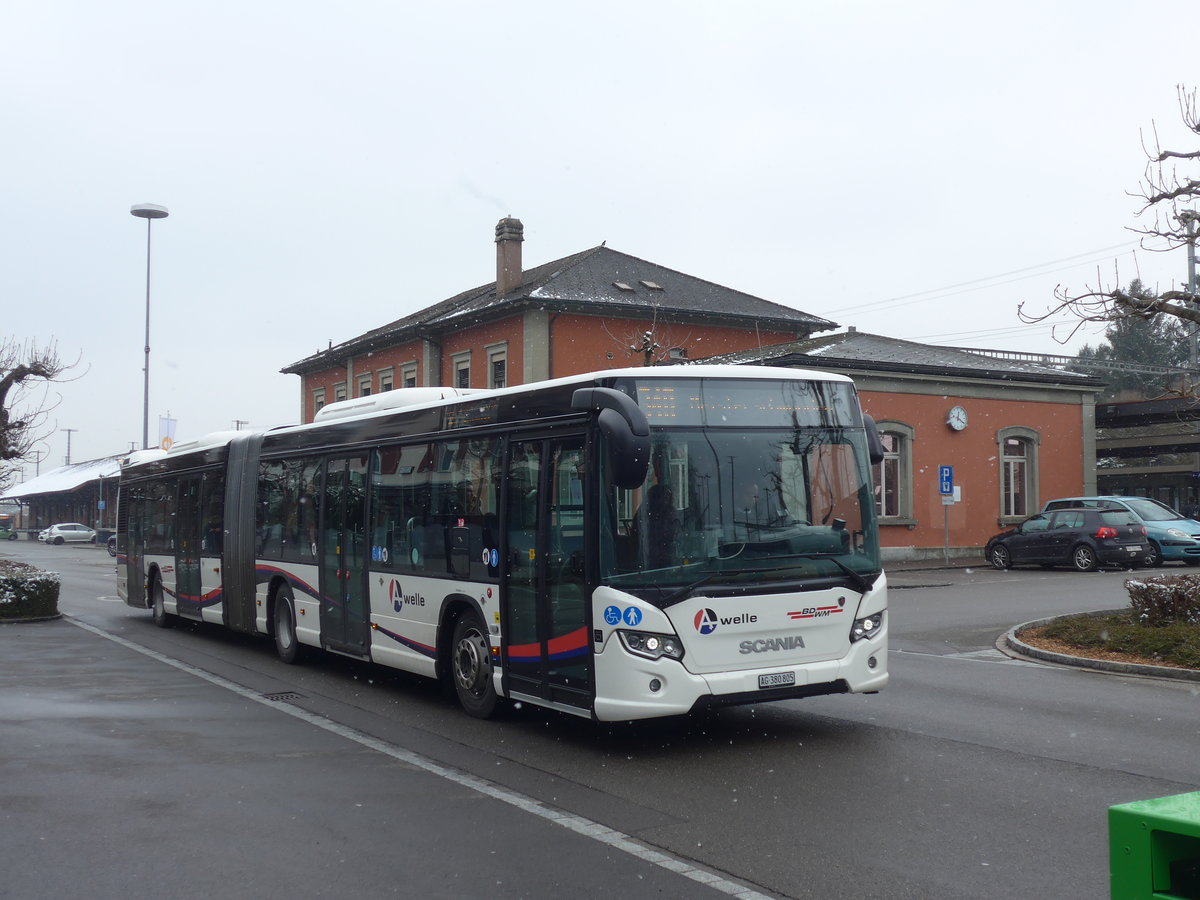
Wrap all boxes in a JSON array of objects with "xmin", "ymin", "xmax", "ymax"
[
  {"xmin": 657, "ymin": 556, "xmax": 873, "ymax": 606},
  {"xmin": 730, "ymin": 552, "xmax": 874, "ymax": 595},
  {"xmin": 658, "ymin": 570, "xmax": 732, "ymax": 606},
  {"xmin": 793, "ymin": 554, "xmax": 872, "ymax": 593}
]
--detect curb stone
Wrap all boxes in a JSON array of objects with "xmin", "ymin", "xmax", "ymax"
[
  {"xmin": 0, "ymin": 613, "xmax": 63, "ymax": 624},
  {"xmin": 1002, "ymin": 610, "xmax": 1200, "ymax": 683}
]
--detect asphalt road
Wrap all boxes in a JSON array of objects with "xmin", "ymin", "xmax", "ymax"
[{"xmin": 3, "ymin": 540, "xmax": 1197, "ymax": 899}]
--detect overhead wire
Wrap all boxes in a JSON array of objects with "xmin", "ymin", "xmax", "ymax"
[
  {"xmin": 824, "ymin": 241, "xmax": 1139, "ymax": 316},
  {"xmin": 912, "ymin": 320, "xmax": 1101, "ymax": 344}
]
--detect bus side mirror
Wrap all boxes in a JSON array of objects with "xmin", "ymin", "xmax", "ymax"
[
  {"xmin": 862, "ymin": 414, "xmax": 885, "ymax": 466},
  {"xmin": 571, "ymin": 387, "xmax": 651, "ymax": 489}
]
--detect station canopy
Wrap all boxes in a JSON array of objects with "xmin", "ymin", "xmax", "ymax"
[{"xmin": 0, "ymin": 456, "xmax": 123, "ymax": 502}]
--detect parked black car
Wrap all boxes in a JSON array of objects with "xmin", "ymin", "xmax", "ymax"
[{"xmin": 984, "ymin": 507, "xmax": 1148, "ymax": 572}]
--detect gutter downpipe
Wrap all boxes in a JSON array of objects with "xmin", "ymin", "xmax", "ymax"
[
  {"xmin": 547, "ymin": 313, "xmax": 561, "ymax": 381},
  {"xmin": 417, "ymin": 331, "xmax": 443, "ymax": 386}
]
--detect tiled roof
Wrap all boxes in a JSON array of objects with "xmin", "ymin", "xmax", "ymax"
[
  {"xmin": 283, "ymin": 246, "xmax": 836, "ymax": 374},
  {"xmin": 701, "ymin": 329, "xmax": 1104, "ymax": 386}
]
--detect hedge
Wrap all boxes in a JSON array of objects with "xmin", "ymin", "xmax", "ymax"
[
  {"xmin": 0, "ymin": 560, "xmax": 60, "ymax": 620},
  {"xmin": 1125, "ymin": 573, "xmax": 1200, "ymax": 627}
]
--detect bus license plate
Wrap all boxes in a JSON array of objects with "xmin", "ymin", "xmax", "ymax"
[{"xmin": 759, "ymin": 672, "xmax": 795, "ymax": 689}]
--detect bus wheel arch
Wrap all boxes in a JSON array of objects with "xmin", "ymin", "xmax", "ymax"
[
  {"xmin": 149, "ymin": 568, "xmax": 173, "ymax": 628},
  {"xmin": 443, "ymin": 600, "xmax": 498, "ymax": 719},
  {"xmin": 270, "ymin": 578, "xmax": 303, "ymax": 665},
  {"xmin": 435, "ymin": 597, "xmax": 479, "ymax": 681}
]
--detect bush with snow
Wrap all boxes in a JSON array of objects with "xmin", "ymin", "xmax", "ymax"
[
  {"xmin": 1125, "ymin": 573, "xmax": 1200, "ymax": 627},
  {"xmin": 0, "ymin": 560, "xmax": 60, "ymax": 619}
]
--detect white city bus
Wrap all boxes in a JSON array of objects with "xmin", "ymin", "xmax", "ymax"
[{"xmin": 117, "ymin": 366, "xmax": 888, "ymax": 721}]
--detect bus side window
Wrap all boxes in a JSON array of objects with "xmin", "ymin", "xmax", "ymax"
[
  {"xmin": 450, "ymin": 437, "xmax": 501, "ymax": 581},
  {"xmin": 256, "ymin": 459, "xmax": 284, "ymax": 557},
  {"xmin": 202, "ymin": 469, "xmax": 224, "ymax": 553},
  {"xmin": 372, "ymin": 443, "xmax": 431, "ymax": 573},
  {"xmin": 148, "ymin": 479, "xmax": 175, "ymax": 553}
]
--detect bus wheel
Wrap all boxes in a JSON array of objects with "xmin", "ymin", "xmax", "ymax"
[
  {"xmin": 451, "ymin": 611, "xmax": 497, "ymax": 719},
  {"xmin": 150, "ymin": 575, "xmax": 173, "ymax": 628},
  {"xmin": 273, "ymin": 586, "xmax": 303, "ymax": 665}
]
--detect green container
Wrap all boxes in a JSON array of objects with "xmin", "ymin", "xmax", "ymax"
[{"xmin": 1110, "ymin": 792, "xmax": 1200, "ymax": 899}]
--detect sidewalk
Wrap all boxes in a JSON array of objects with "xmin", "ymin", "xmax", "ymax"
[
  {"xmin": 884, "ymin": 552, "xmax": 980, "ymax": 589},
  {"xmin": 0, "ymin": 616, "xmax": 751, "ymax": 900},
  {"xmin": 885, "ymin": 553, "xmax": 980, "ymax": 572}
]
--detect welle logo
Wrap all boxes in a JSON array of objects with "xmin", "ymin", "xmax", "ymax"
[
  {"xmin": 694, "ymin": 608, "xmax": 757, "ymax": 634},
  {"xmin": 694, "ymin": 608, "xmax": 719, "ymax": 634},
  {"xmin": 389, "ymin": 580, "xmax": 426, "ymax": 612}
]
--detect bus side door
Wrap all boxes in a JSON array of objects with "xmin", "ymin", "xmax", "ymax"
[
  {"xmin": 123, "ymin": 484, "xmax": 148, "ymax": 608},
  {"xmin": 319, "ymin": 455, "xmax": 370, "ymax": 656},
  {"xmin": 175, "ymin": 475, "xmax": 203, "ymax": 618},
  {"xmin": 502, "ymin": 435, "xmax": 591, "ymax": 712}
]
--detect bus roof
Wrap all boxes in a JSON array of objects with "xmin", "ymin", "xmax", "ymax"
[{"xmin": 130, "ymin": 365, "xmax": 855, "ymax": 470}]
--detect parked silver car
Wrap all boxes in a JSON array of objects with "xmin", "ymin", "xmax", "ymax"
[{"xmin": 38, "ymin": 523, "xmax": 98, "ymax": 545}]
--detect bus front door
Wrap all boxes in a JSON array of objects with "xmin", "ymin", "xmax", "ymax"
[
  {"xmin": 503, "ymin": 435, "xmax": 592, "ymax": 713},
  {"xmin": 319, "ymin": 455, "xmax": 370, "ymax": 657}
]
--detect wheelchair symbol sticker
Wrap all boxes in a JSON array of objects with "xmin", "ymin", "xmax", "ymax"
[{"xmin": 603, "ymin": 606, "xmax": 621, "ymax": 626}]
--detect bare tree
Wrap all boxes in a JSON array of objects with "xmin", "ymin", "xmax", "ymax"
[
  {"xmin": 601, "ymin": 302, "xmax": 695, "ymax": 366},
  {"xmin": 1019, "ymin": 86, "xmax": 1200, "ymax": 339},
  {"xmin": 0, "ymin": 341, "xmax": 70, "ymax": 489}
]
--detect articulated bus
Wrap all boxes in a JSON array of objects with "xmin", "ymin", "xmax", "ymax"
[{"xmin": 117, "ymin": 366, "xmax": 888, "ymax": 721}]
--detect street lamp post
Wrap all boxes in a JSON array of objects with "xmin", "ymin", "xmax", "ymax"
[
  {"xmin": 130, "ymin": 203, "xmax": 169, "ymax": 450},
  {"xmin": 1180, "ymin": 211, "xmax": 1198, "ymax": 370},
  {"xmin": 60, "ymin": 428, "xmax": 77, "ymax": 465}
]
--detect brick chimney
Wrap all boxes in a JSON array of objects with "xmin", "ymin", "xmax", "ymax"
[{"xmin": 495, "ymin": 217, "xmax": 523, "ymax": 295}]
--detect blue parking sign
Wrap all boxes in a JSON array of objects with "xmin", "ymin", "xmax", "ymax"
[{"xmin": 938, "ymin": 465, "xmax": 953, "ymax": 495}]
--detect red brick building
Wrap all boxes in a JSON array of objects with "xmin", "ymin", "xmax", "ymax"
[
  {"xmin": 282, "ymin": 218, "xmax": 836, "ymax": 421},
  {"xmin": 282, "ymin": 219, "xmax": 1103, "ymax": 559},
  {"xmin": 717, "ymin": 331, "xmax": 1102, "ymax": 560}
]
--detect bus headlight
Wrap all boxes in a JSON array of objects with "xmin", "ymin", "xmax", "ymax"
[
  {"xmin": 619, "ymin": 630, "xmax": 685, "ymax": 661},
  {"xmin": 850, "ymin": 613, "xmax": 883, "ymax": 642}
]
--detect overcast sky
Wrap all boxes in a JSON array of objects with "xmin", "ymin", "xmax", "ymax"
[{"xmin": 4, "ymin": 1, "xmax": 1198, "ymax": 477}]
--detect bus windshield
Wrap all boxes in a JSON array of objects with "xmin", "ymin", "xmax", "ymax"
[{"xmin": 599, "ymin": 377, "xmax": 880, "ymax": 603}]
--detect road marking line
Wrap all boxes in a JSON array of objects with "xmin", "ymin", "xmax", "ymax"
[
  {"xmin": 891, "ymin": 648, "xmax": 1042, "ymax": 666},
  {"xmin": 66, "ymin": 616, "xmax": 773, "ymax": 900}
]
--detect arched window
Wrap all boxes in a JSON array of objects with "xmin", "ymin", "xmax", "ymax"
[
  {"xmin": 871, "ymin": 421, "xmax": 915, "ymax": 524},
  {"xmin": 998, "ymin": 426, "xmax": 1041, "ymax": 523}
]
